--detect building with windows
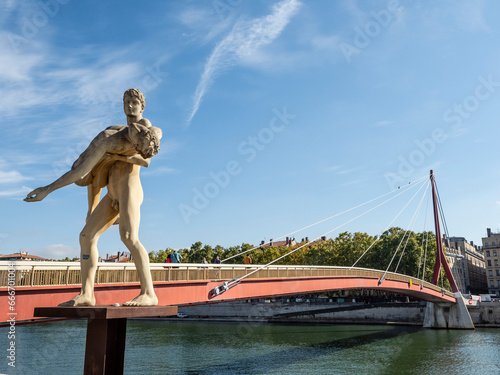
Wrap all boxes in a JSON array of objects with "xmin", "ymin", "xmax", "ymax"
[
  {"xmin": 444, "ymin": 236, "xmax": 487, "ymax": 295},
  {"xmin": 482, "ymin": 228, "xmax": 500, "ymax": 297},
  {"xmin": 444, "ymin": 244, "xmax": 467, "ymax": 294}
]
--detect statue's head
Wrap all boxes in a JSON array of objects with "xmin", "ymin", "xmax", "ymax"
[
  {"xmin": 123, "ymin": 88, "xmax": 146, "ymax": 111},
  {"xmin": 129, "ymin": 123, "xmax": 162, "ymax": 159}
]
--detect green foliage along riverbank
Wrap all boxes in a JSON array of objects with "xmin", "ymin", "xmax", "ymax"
[{"xmin": 149, "ymin": 227, "xmax": 451, "ymax": 289}]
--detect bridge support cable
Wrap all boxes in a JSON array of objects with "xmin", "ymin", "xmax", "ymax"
[
  {"xmin": 379, "ymin": 180, "xmax": 430, "ymax": 284},
  {"xmin": 420, "ymin": 230, "xmax": 430, "ymax": 290},
  {"xmin": 429, "ymin": 170, "xmax": 459, "ymax": 293},
  {"xmin": 211, "ymin": 176, "xmax": 429, "ymax": 297},
  {"xmin": 418, "ymin": 202, "xmax": 432, "ymax": 289},
  {"xmin": 221, "ymin": 175, "xmax": 428, "ymax": 264},
  {"xmin": 436, "ymin": 183, "xmax": 450, "ymax": 238},
  {"xmin": 417, "ymin": 191, "xmax": 431, "ymax": 281},
  {"xmin": 394, "ymin": 182, "xmax": 430, "ymax": 274},
  {"xmin": 351, "ymin": 178, "xmax": 429, "ymax": 269}
]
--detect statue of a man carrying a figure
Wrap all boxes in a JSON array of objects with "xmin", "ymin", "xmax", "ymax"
[{"xmin": 25, "ymin": 88, "xmax": 161, "ymax": 307}]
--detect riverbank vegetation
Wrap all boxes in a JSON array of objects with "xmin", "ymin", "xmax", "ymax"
[{"xmin": 149, "ymin": 227, "xmax": 450, "ymax": 287}]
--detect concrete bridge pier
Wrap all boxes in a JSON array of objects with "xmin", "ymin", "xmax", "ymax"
[{"xmin": 423, "ymin": 292, "xmax": 474, "ymax": 329}]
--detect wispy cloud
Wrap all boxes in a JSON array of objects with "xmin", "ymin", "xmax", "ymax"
[
  {"xmin": 372, "ymin": 120, "xmax": 394, "ymax": 128},
  {"xmin": 452, "ymin": 0, "xmax": 490, "ymax": 32},
  {"xmin": 419, "ymin": 0, "xmax": 489, "ymax": 36},
  {"xmin": 174, "ymin": 4, "xmax": 237, "ymax": 46},
  {"xmin": 1, "ymin": 28, "xmax": 149, "ymax": 123},
  {"xmin": 186, "ymin": 0, "xmax": 301, "ymax": 126},
  {"xmin": 23, "ymin": 243, "xmax": 80, "ymax": 260},
  {"xmin": 0, "ymin": 170, "xmax": 33, "ymax": 184},
  {"xmin": 0, "ymin": 0, "xmax": 19, "ymax": 26},
  {"xmin": 310, "ymin": 34, "xmax": 342, "ymax": 52},
  {"xmin": 142, "ymin": 166, "xmax": 178, "ymax": 177},
  {"xmin": 46, "ymin": 51, "xmax": 142, "ymax": 107},
  {"xmin": 158, "ymin": 139, "xmax": 182, "ymax": 157},
  {"xmin": 178, "ymin": 7, "xmax": 214, "ymax": 27},
  {"xmin": 325, "ymin": 165, "xmax": 365, "ymax": 175},
  {"xmin": 325, "ymin": 165, "xmax": 342, "ymax": 173},
  {"xmin": 0, "ymin": 186, "xmax": 32, "ymax": 198}
]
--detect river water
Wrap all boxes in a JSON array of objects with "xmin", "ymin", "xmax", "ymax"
[{"xmin": 1, "ymin": 320, "xmax": 499, "ymax": 374}]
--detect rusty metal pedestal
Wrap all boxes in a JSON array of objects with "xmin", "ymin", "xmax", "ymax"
[{"xmin": 34, "ymin": 305, "xmax": 178, "ymax": 375}]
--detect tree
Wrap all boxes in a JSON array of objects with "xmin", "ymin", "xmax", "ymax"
[
  {"xmin": 221, "ymin": 245, "xmax": 244, "ymax": 264},
  {"xmin": 185, "ymin": 242, "xmax": 210, "ymax": 263},
  {"xmin": 148, "ymin": 248, "xmax": 171, "ymax": 263},
  {"xmin": 145, "ymin": 227, "xmax": 452, "ymax": 289}
]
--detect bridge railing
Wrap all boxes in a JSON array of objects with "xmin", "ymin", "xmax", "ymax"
[{"xmin": 0, "ymin": 261, "xmax": 454, "ymax": 298}]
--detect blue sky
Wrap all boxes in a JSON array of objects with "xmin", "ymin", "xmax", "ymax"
[{"xmin": 2, "ymin": 0, "xmax": 500, "ymax": 260}]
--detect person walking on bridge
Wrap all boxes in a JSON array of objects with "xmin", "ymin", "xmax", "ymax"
[
  {"xmin": 171, "ymin": 250, "xmax": 182, "ymax": 263},
  {"xmin": 244, "ymin": 254, "xmax": 252, "ymax": 265}
]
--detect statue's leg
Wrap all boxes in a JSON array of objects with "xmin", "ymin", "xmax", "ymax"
[
  {"xmin": 59, "ymin": 194, "xmax": 118, "ymax": 306},
  {"xmin": 118, "ymin": 190, "xmax": 158, "ymax": 306}
]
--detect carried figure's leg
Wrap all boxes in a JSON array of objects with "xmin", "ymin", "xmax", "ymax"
[
  {"xmin": 118, "ymin": 189, "xmax": 158, "ymax": 306},
  {"xmin": 24, "ymin": 128, "xmax": 126, "ymax": 202},
  {"xmin": 59, "ymin": 194, "xmax": 118, "ymax": 306}
]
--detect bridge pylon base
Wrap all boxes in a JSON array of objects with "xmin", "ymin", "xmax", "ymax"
[{"xmin": 423, "ymin": 292, "xmax": 474, "ymax": 329}]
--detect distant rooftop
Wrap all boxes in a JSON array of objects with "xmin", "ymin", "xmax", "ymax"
[
  {"xmin": 485, "ymin": 228, "xmax": 500, "ymax": 238},
  {"xmin": 0, "ymin": 252, "xmax": 46, "ymax": 261}
]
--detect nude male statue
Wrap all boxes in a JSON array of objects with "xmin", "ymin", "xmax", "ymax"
[{"xmin": 25, "ymin": 88, "xmax": 160, "ymax": 306}]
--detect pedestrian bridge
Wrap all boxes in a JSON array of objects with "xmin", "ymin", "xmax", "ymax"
[{"xmin": 0, "ymin": 261, "xmax": 456, "ymax": 323}]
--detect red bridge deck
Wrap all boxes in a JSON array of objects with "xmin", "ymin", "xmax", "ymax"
[{"xmin": 0, "ymin": 262, "xmax": 456, "ymax": 323}]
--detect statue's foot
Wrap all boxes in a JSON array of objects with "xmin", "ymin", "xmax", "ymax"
[
  {"xmin": 58, "ymin": 294, "xmax": 95, "ymax": 307},
  {"xmin": 122, "ymin": 293, "xmax": 158, "ymax": 306}
]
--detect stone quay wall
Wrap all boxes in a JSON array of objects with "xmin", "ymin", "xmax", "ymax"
[{"xmin": 178, "ymin": 300, "xmax": 500, "ymax": 326}]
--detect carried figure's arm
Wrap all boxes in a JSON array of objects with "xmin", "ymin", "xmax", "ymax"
[{"xmin": 103, "ymin": 152, "xmax": 151, "ymax": 168}]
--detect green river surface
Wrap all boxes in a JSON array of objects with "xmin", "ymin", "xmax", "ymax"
[{"xmin": 1, "ymin": 320, "xmax": 499, "ymax": 374}]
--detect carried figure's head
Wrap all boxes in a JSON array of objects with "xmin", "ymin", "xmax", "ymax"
[{"xmin": 128, "ymin": 123, "xmax": 162, "ymax": 159}]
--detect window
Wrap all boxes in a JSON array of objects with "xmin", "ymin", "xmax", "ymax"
[
  {"xmin": 488, "ymin": 260, "xmax": 492, "ymax": 267},
  {"xmin": 496, "ymin": 260, "xmax": 499, "ymax": 267},
  {"xmin": 485, "ymin": 242, "xmax": 489, "ymax": 247},
  {"xmin": 493, "ymin": 242, "xmax": 497, "ymax": 246},
  {"xmin": 486, "ymin": 250, "xmax": 491, "ymax": 257},
  {"xmin": 497, "ymin": 280, "xmax": 500, "ymax": 287},
  {"xmin": 497, "ymin": 270, "xmax": 500, "ymax": 277},
  {"xmin": 489, "ymin": 270, "xmax": 493, "ymax": 277},
  {"xmin": 491, "ymin": 280, "xmax": 495, "ymax": 287},
  {"xmin": 494, "ymin": 250, "xmax": 498, "ymax": 256}
]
